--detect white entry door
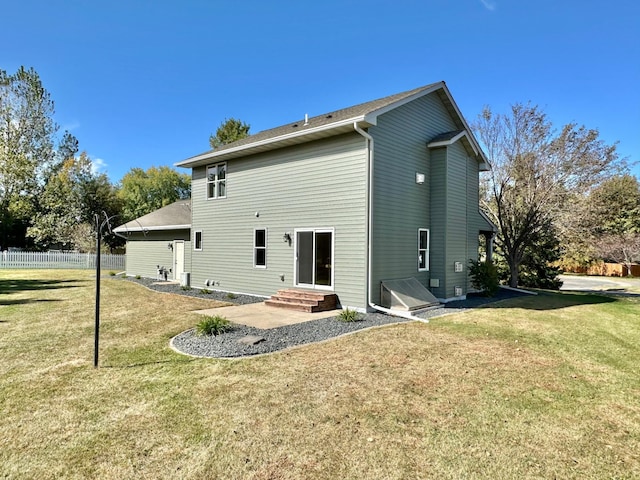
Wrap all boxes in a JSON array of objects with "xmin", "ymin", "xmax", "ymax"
[{"xmin": 173, "ymin": 241, "xmax": 185, "ymax": 281}]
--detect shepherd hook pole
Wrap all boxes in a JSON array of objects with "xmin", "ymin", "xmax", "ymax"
[{"xmin": 94, "ymin": 215, "xmax": 101, "ymax": 368}]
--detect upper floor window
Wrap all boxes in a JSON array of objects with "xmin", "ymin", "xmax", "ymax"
[{"xmin": 207, "ymin": 163, "xmax": 226, "ymax": 199}]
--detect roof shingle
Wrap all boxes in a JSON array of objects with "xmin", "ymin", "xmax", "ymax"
[{"xmin": 181, "ymin": 82, "xmax": 444, "ymax": 163}]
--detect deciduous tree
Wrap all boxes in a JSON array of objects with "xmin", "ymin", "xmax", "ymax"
[
  {"xmin": 588, "ymin": 174, "xmax": 640, "ymax": 275},
  {"xmin": 474, "ymin": 103, "xmax": 623, "ymax": 287},
  {"xmin": 118, "ymin": 166, "xmax": 190, "ymax": 221},
  {"xmin": 596, "ymin": 233, "xmax": 640, "ymax": 275},
  {"xmin": 27, "ymin": 152, "xmax": 121, "ymax": 251},
  {"xmin": 0, "ymin": 66, "xmax": 58, "ymax": 248}
]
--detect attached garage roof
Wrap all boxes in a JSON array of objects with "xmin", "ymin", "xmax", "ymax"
[{"xmin": 113, "ymin": 199, "xmax": 191, "ymax": 234}]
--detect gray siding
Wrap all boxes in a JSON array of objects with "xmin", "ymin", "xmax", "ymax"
[
  {"xmin": 124, "ymin": 229, "xmax": 191, "ymax": 279},
  {"xmin": 369, "ymin": 91, "xmax": 458, "ymax": 304},
  {"xmin": 466, "ymin": 155, "xmax": 481, "ymax": 290},
  {"xmin": 190, "ymin": 133, "xmax": 368, "ymax": 309},
  {"xmin": 429, "ymin": 142, "xmax": 486, "ymax": 298},
  {"xmin": 429, "ymin": 148, "xmax": 448, "ymax": 298},
  {"xmin": 445, "ymin": 142, "xmax": 471, "ymax": 297}
]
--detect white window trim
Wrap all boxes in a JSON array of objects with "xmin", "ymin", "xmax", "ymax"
[
  {"xmin": 293, "ymin": 227, "xmax": 335, "ymax": 291},
  {"xmin": 418, "ymin": 228, "xmax": 429, "ymax": 271},
  {"xmin": 254, "ymin": 228, "xmax": 267, "ymax": 269},
  {"xmin": 206, "ymin": 162, "xmax": 227, "ymax": 200},
  {"xmin": 194, "ymin": 230, "xmax": 203, "ymax": 251}
]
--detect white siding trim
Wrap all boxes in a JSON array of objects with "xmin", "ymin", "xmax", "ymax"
[
  {"xmin": 418, "ymin": 228, "xmax": 430, "ymax": 272},
  {"xmin": 194, "ymin": 230, "xmax": 203, "ymax": 251},
  {"xmin": 293, "ymin": 227, "xmax": 335, "ymax": 291},
  {"xmin": 253, "ymin": 228, "xmax": 267, "ymax": 269},
  {"xmin": 177, "ymin": 118, "xmax": 366, "ymax": 167},
  {"xmin": 114, "ymin": 224, "xmax": 190, "ymax": 233}
]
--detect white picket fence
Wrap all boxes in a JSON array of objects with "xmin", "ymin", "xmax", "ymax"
[{"xmin": 0, "ymin": 251, "xmax": 125, "ymax": 270}]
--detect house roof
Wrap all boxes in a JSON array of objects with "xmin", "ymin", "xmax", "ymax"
[
  {"xmin": 427, "ymin": 130, "xmax": 490, "ymax": 172},
  {"xmin": 176, "ymin": 81, "xmax": 488, "ymax": 168},
  {"xmin": 113, "ymin": 199, "xmax": 191, "ymax": 234}
]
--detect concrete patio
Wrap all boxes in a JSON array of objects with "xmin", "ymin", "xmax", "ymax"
[{"xmin": 193, "ymin": 302, "xmax": 342, "ymax": 329}]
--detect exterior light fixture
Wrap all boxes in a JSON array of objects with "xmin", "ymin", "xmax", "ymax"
[
  {"xmin": 283, "ymin": 232, "xmax": 292, "ymax": 243},
  {"xmin": 167, "ymin": 242, "xmax": 173, "ymax": 250}
]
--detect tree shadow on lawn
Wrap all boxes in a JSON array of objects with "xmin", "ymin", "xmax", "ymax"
[
  {"xmin": 0, "ymin": 298, "xmax": 62, "ymax": 306},
  {"xmin": 478, "ymin": 290, "xmax": 618, "ymax": 311},
  {"xmin": 100, "ymin": 357, "xmax": 199, "ymax": 369},
  {"xmin": 0, "ymin": 278, "xmax": 84, "ymax": 296}
]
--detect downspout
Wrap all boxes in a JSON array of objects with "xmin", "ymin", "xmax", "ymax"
[{"xmin": 353, "ymin": 122, "xmax": 428, "ymax": 323}]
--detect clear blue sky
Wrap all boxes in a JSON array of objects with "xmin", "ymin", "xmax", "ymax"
[{"xmin": 2, "ymin": 0, "xmax": 639, "ymax": 182}]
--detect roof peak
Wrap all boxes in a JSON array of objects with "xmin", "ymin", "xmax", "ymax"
[{"xmin": 178, "ymin": 81, "xmax": 449, "ymax": 167}]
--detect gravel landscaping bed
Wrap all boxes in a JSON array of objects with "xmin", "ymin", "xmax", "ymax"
[
  {"xmin": 119, "ymin": 276, "xmax": 529, "ymax": 358},
  {"xmin": 120, "ymin": 275, "xmax": 264, "ymax": 305},
  {"xmin": 172, "ymin": 313, "xmax": 412, "ymax": 358}
]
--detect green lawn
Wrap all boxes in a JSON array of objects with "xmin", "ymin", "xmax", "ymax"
[{"xmin": 0, "ymin": 270, "xmax": 638, "ymax": 479}]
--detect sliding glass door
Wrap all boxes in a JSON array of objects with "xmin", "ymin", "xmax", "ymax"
[{"xmin": 295, "ymin": 229, "xmax": 333, "ymax": 289}]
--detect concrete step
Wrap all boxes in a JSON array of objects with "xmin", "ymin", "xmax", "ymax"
[
  {"xmin": 270, "ymin": 295, "xmax": 319, "ymax": 306},
  {"xmin": 264, "ymin": 299, "xmax": 316, "ymax": 312},
  {"xmin": 266, "ymin": 289, "xmax": 338, "ymax": 312},
  {"xmin": 276, "ymin": 289, "xmax": 331, "ymax": 301}
]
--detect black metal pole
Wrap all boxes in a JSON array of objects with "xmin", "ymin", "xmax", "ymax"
[{"xmin": 94, "ymin": 224, "xmax": 101, "ymax": 368}]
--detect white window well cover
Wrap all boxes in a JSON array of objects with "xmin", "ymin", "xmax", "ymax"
[{"xmin": 380, "ymin": 277, "xmax": 440, "ymax": 311}]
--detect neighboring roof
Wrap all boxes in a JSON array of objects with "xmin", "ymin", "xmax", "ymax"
[
  {"xmin": 113, "ymin": 199, "xmax": 191, "ymax": 233},
  {"xmin": 177, "ymin": 81, "xmax": 488, "ymax": 168}
]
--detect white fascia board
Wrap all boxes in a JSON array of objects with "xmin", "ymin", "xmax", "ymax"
[
  {"xmin": 479, "ymin": 210, "xmax": 498, "ymax": 232},
  {"xmin": 176, "ymin": 116, "xmax": 366, "ymax": 167},
  {"xmin": 113, "ymin": 224, "xmax": 191, "ymax": 233},
  {"xmin": 363, "ymin": 82, "xmax": 445, "ymax": 123},
  {"xmin": 427, "ymin": 130, "xmax": 481, "ymax": 158},
  {"xmin": 427, "ymin": 130, "xmax": 469, "ymax": 149}
]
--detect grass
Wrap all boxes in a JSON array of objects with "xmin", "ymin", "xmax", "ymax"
[
  {"xmin": 1, "ymin": 270, "xmax": 639, "ymax": 479},
  {"xmin": 195, "ymin": 314, "xmax": 231, "ymax": 336},
  {"xmin": 337, "ymin": 307, "xmax": 361, "ymax": 322}
]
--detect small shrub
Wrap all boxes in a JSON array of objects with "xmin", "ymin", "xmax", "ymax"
[
  {"xmin": 135, "ymin": 275, "xmax": 141, "ymax": 280},
  {"xmin": 226, "ymin": 292, "xmax": 237, "ymax": 300},
  {"xmin": 338, "ymin": 308, "xmax": 362, "ymax": 322},
  {"xmin": 181, "ymin": 285, "xmax": 192, "ymax": 291},
  {"xmin": 468, "ymin": 259, "xmax": 499, "ymax": 297},
  {"xmin": 108, "ymin": 271, "xmax": 116, "ymax": 276},
  {"xmin": 196, "ymin": 315, "xmax": 231, "ymax": 336},
  {"xmin": 200, "ymin": 288, "xmax": 211, "ymax": 294}
]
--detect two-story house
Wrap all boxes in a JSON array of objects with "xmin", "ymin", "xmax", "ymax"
[{"xmin": 116, "ymin": 82, "xmax": 495, "ymax": 312}]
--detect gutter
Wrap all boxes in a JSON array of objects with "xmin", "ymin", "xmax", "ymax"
[
  {"xmin": 178, "ymin": 116, "xmax": 369, "ymax": 168},
  {"xmin": 353, "ymin": 122, "xmax": 428, "ymax": 324}
]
